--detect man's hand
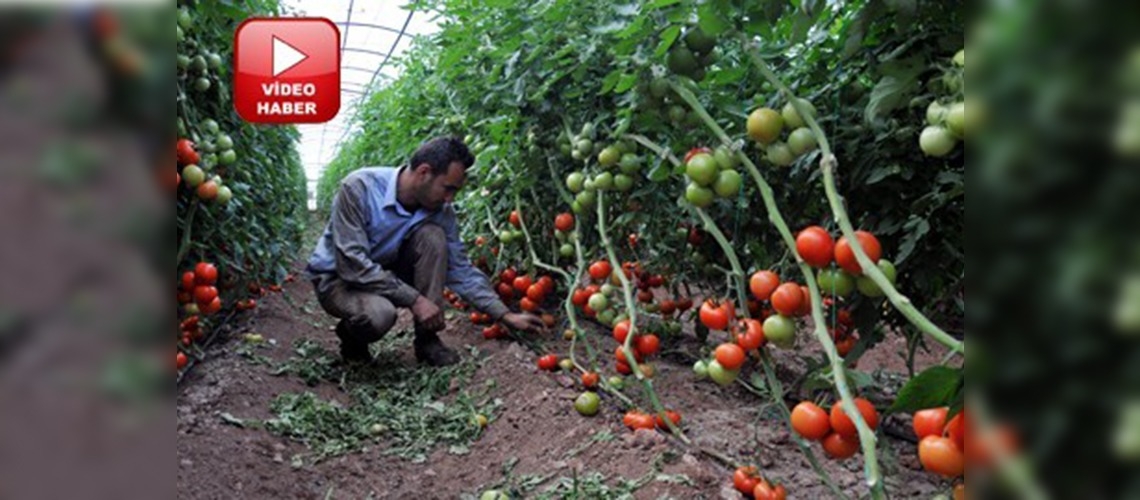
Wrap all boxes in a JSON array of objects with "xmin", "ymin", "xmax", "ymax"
[
  {"xmin": 411, "ymin": 296, "xmax": 445, "ymax": 332},
  {"xmin": 502, "ymin": 312, "xmax": 545, "ymax": 333}
]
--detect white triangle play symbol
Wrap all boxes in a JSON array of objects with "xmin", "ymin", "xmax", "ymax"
[{"xmin": 272, "ymin": 36, "xmax": 308, "ymax": 77}]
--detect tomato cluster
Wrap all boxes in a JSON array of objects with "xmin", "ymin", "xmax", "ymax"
[
  {"xmin": 732, "ymin": 466, "xmax": 787, "ymax": 500},
  {"xmin": 791, "ymin": 398, "xmax": 880, "ymax": 461}
]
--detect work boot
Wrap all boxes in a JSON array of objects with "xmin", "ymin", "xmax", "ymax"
[
  {"xmin": 336, "ymin": 319, "xmax": 374, "ymax": 365},
  {"xmin": 414, "ymin": 331, "xmax": 460, "ymax": 367}
]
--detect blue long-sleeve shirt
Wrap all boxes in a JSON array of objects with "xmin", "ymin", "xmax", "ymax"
[{"xmin": 306, "ymin": 167, "xmax": 509, "ymax": 319}]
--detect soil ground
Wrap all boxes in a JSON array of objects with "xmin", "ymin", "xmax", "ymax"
[{"xmin": 177, "ymin": 257, "xmax": 952, "ymax": 500}]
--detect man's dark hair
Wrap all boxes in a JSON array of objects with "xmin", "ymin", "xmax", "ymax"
[{"xmin": 409, "ymin": 136, "xmax": 475, "ymax": 176}]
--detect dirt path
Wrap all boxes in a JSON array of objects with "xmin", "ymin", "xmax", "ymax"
[{"xmin": 177, "ymin": 261, "xmax": 948, "ymax": 499}]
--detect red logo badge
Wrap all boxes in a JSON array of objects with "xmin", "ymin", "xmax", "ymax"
[{"xmin": 234, "ymin": 18, "xmax": 340, "ymax": 124}]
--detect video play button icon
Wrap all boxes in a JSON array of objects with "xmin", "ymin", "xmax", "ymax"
[
  {"xmin": 272, "ymin": 36, "xmax": 308, "ymax": 78},
  {"xmin": 234, "ymin": 18, "xmax": 340, "ymax": 124}
]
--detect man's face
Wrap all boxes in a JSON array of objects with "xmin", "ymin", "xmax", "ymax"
[{"xmin": 416, "ymin": 161, "xmax": 466, "ymax": 211}]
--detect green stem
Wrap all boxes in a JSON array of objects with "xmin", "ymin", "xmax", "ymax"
[
  {"xmin": 177, "ymin": 200, "xmax": 199, "ymax": 265},
  {"xmin": 669, "ymin": 78, "xmax": 885, "ymax": 500},
  {"xmin": 596, "ymin": 191, "xmax": 688, "ymax": 443},
  {"xmin": 739, "ymin": 36, "xmax": 964, "ymax": 357}
]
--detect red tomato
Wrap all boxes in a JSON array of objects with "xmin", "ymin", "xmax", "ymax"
[
  {"xmin": 735, "ymin": 318, "xmax": 766, "ymax": 351},
  {"xmin": 537, "ymin": 276, "xmax": 555, "ymax": 294},
  {"xmin": 770, "ymin": 283, "xmax": 805, "ymax": 316},
  {"xmin": 537, "ymin": 354, "xmax": 559, "ymax": 371},
  {"xmin": 193, "ymin": 286, "xmax": 218, "ymax": 306},
  {"xmin": 500, "ymin": 268, "xmax": 517, "ymax": 284},
  {"xmin": 834, "ymin": 230, "xmax": 883, "ymax": 276},
  {"xmin": 194, "ymin": 262, "xmax": 218, "ymax": 286},
  {"xmin": 829, "ymin": 398, "xmax": 880, "ymax": 439},
  {"xmin": 946, "ymin": 410, "xmax": 966, "ymax": 450},
  {"xmin": 513, "ymin": 275, "xmax": 533, "ymax": 293},
  {"xmin": 795, "ymin": 226, "xmax": 836, "ymax": 268},
  {"xmin": 635, "ymin": 334, "xmax": 660, "ymax": 357},
  {"xmin": 509, "ymin": 210, "xmax": 521, "ymax": 228},
  {"xmin": 181, "ymin": 271, "xmax": 196, "ymax": 292},
  {"xmin": 554, "ymin": 213, "xmax": 574, "ymax": 232},
  {"xmin": 913, "ymin": 407, "xmax": 950, "ymax": 440},
  {"xmin": 655, "ymin": 410, "xmax": 682, "ymax": 430},
  {"xmin": 796, "ymin": 285, "xmax": 813, "ymax": 317},
  {"xmin": 919, "ymin": 436, "xmax": 964, "ymax": 477},
  {"xmin": 526, "ymin": 284, "xmax": 546, "ymax": 302},
  {"xmin": 497, "ymin": 282, "xmax": 514, "ymax": 299},
  {"xmin": 176, "ymin": 352, "xmax": 188, "ymax": 370},
  {"xmin": 615, "ymin": 346, "xmax": 643, "ymax": 364},
  {"xmin": 699, "ymin": 299, "xmax": 734, "ymax": 330},
  {"xmin": 520, "ymin": 297, "xmax": 539, "ymax": 312},
  {"xmin": 588, "ymin": 260, "xmax": 613, "ymax": 281},
  {"xmin": 581, "ymin": 372, "xmax": 599, "ymax": 389},
  {"xmin": 714, "ymin": 343, "xmax": 746, "ymax": 370},
  {"xmin": 659, "ymin": 299, "xmax": 676, "ymax": 315},
  {"xmin": 822, "ymin": 432, "xmax": 860, "ymax": 459},
  {"xmin": 176, "ymin": 138, "xmax": 200, "ymax": 165},
  {"xmin": 676, "ymin": 297, "xmax": 694, "ymax": 312},
  {"xmin": 754, "ymin": 481, "xmax": 788, "ymax": 500},
  {"xmin": 613, "ymin": 320, "xmax": 631, "ymax": 343},
  {"xmin": 791, "ymin": 402, "xmax": 831, "ymax": 441},
  {"xmin": 732, "ymin": 466, "xmax": 761, "ymax": 496}
]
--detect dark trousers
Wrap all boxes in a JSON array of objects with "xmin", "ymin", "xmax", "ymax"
[{"xmin": 313, "ymin": 223, "xmax": 448, "ymax": 349}]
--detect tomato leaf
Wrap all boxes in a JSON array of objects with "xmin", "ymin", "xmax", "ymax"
[
  {"xmin": 697, "ymin": 4, "xmax": 731, "ymax": 36},
  {"xmin": 890, "ymin": 366, "xmax": 963, "ymax": 414},
  {"xmin": 646, "ymin": 0, "xmax": 681, "ymax": 9},
  {"xmin": 655, "ymin": 26, "xmax": 682, "ymax": 58}
]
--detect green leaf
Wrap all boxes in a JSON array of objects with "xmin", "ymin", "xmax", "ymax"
[
  {"xmin": 648, "ymin": 159, "xmax": 671, "ymax": 183},
  {"xmin": 646, "ymin": 0, "xmax": 682, "ymax": 10},
  {"xmin": 866, "ymin": 164, "xmax": 902, "ymax": 185},
  {"xmin": 655, "ymin": 26, "xmax": 682, "ymax": 58},
  {"xmin": 864, "ymin": 57, "xmax": 924, "ymax": 123},
  {"xmin": 697, "ymin": 5, "xmax": 731, "ymax": 36},
  {"xmin": 614, "ymin": 73, "xmax": 639, "ymax": 94},
  {"xmin": 889, "ymin": 366, "xmax": 963, "ymax": 414}
]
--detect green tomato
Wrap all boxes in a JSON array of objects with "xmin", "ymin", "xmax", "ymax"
[
  {"xmin": 571, "ymin": 201, "xmax": 584, "ymax": 214},
  {"xmin": 206, "ymin": 53, "xmax": 223, "ymax": 70},
  {"xmin": 499, "ymin": 230, "xmax": 514, "ymax": 243},
  {"xmin": 202, "ymin": 119, "xmax": 220, "ymax": 135},
  {"xmin": 565, "ymin": 174, "xmax": 583, "ymax": 193},
  {"xmin": 596, "ymin": 308, "xmax": 616, "ymax": 326},
  {"xmin": 176, "ymin": 25, "xmax": 185, "ymax": 43},
  {"xmin": 560, "ymin": 244, "xmax": 574, "ymax": 258},
  {"xmin": 945, "ymin": 102, "xmax": 965, "ymax": 139},
  {"xmin": 856, "ymin": 259, "xmax": 898, "ymax": 297},
  {"xmin": 766, "ymin": 142, "xmax": 795, "ymax": 167},
  {"xmin": 218, "ymin": 149, "xmax": 236, "ymax": 166},
  {"xmin": 788, "ymin": 128, "xmax": 818, "ymax": 156},
  {"xmin": 707, "ymin": 360, "xmax": 739, "ymax": 387},
  {"xmin": 177, "ymin": 7, "xmax": 193, "ymax": 30},
  {"xmin": 693, "ymin": 360, "xmax": 709, "ymax": 380},
  {"xmin": 575, "ymin": 139, "xmax": 593, "ymax": 155},
  {"xmin": 177, "ymin": 54, "xmax": 191, "ymax": 70},
  {"xmin": 194, "ymin": 77, "xmax": 212, "ymax": 92},
  {"xmin": 480, "ymin": 491, "xmax": 509, "ymax": 500},
  {"xmin": 685, "ymin": 153, "xmax": 718, "ymax": 186},
  {"xmin": 782, "ymin": 98, "xmax": 816, "ymax": 129},
  {"xmin": 927, "ymin": 101, "xmax": 947, "ymax": 126},
  {"xmin": 576, "ymin": 190, "xmax": 596, "ymax": 208},
  {"xmin": 588, "ymin": 293, "xmax": 609, "ymax": 312},
  {"xmin": 712, "ymin": 170, "xmax": 742, "ymax": 198},
  {"xmin": 763, "ymin": 314, "xmax": 797, "ymax": 349},
  {"xmin": 920, "ymin": 126, "xmax": 957, "ymax": 157},
  {"xmin": 608, "ymin": 376, "xmax": 625, "ymax": 390},
  {"xmin": 613, "ymin": 174, "xmax": 634, "ymax": 192},
  {"xmin": 818, "ymin": 269, "xmax": 855, "ymax": 297},
  {"xmin": 575, "ymin": 392, "xmax": 601, "ymax": 416},
  {"xmin": 619, "ymin": 154, "xmax": 642, "ymax": 174},
  {"xmin": 598, "ymin": 146, "xmax": 622, "ymax": 167},
  {"xmin": 714, "ymin": 146, "xmax": 738, "ymax": 170},
  {"xmin": 600, "ymin": 284, "xmax": 616, "ymax": 296},
  {"xmin": 583, "ymin": 178, "xmax": 596, "ymax": 192},
  {"xmin": 216, "ymin": 134, "xmax": 233, "ymax": 150},
  {"xmin": 953, "ymin": 49, "xmax": 965, "ymax": 67},
  {"xmin": 181, "ymin": 165, "xmax": 205, "ymax": 187},
  {"xmin": 190, "ymin": 55, "xmax": 207, "ymax": 73},
  {"xmin": 593, "ymin": 172, "xmax": 614, "ymax": 191},
  {"xmin": 685, "ymin": 183, "xmax": 715, "ymax": 208},
  {"xmin": 559, "ymin": 359, "xmax": 575, "ymax": 371},
  {"xmin": 215, "ymin": 185, "xmax": 233, "ymax": 205}
]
